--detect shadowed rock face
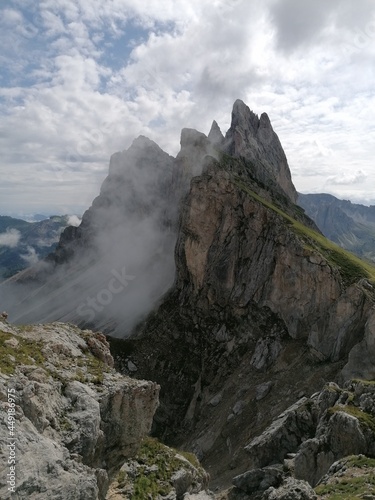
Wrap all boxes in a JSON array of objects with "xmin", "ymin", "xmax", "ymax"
[{"xmin": 113, "ymin": 153, "xmax": 374, "ymax": 487}]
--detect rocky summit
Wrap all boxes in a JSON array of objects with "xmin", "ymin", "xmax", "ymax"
[{"xmin": 1, "ymin": 100, "xmax": 375, "ymax": 498}]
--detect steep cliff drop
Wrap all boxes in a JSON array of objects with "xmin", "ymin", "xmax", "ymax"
[
  {"xmin": 2, "ymin": 100, "xmax": 375, "ymax": 496},
  {"xmin": 111, "ymin": 101, "xmax": 375, "ymax": 489}
]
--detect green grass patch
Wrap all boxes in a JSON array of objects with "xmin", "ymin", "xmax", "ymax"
[
  {"xmin": 352, "ymin": 379, "xmax": 375, "ymax": 387},
  {"xmin": 315, "ymin": 475, "xmax": 375, "ymax": 498},
  {"xmin": 0, "ymin": 330, "xmax": 45, "ymax": 375},
  {"xmin": 118, "ymin": 437, "xmax": 204, "ymax": 499},
  {"xmin": 234, "ymin": 179, "xmax": 375, "ymax": 286},
  {"xmin": 346, "ymin": 455, "xmax": 375, "ymax": 469},
  {"xmin": 328, "ymin": 405, "xmax": 375, "ymax": 434},
  {"xmin": 85, "ymin": 354, "xmax": 110, "ymax": 384}
]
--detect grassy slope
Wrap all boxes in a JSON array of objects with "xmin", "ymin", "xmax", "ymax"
[
  {"xmin": 315, "ymin": 456, "xmax": 375, "ymax": 499},
  {"xmin": 234, "ymin": 178, "xmax": 375, "ymax": 286}
]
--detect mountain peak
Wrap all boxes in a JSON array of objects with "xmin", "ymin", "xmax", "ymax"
[
  {"xmin": 225, "ymin": 100, "xmax": 297, "ymax": 203},
  {"xmin": 131, "ymin": 135, "xmax": 157, "ymax": 148},
  {"xmin": 176, "ymin": 128, "xmax": 217, "ymax": 181},
  {"xmin": 231, "ymin": 99, "xmax": 260, "ymax": 133},
  {"xmin": 259, "ymin": 111, "xmax": 271, "ymax": 128},
  {"xmin": 208, "ymin": 120, "xmax": 224, "ymax": 146},
  {"xmin": 180, "ymin": 128, "xmax": 208, "ymax": 148}
]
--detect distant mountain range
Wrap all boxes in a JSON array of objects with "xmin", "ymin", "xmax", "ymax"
[
  {"xmin": 0, "ymin": 215, "xmax": 79, "ymax": 281},
  {"xmin": 299, "ymin": 193, "xmax": 375, "ymax": 263}
]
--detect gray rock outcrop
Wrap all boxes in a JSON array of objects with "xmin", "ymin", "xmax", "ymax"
[
  {"xmin": 111, "ymin": 103, "xmax": 375, "ymax": 487},
  {"xmin": 244, "ymin": 398, "xmax": 313, "ymax": 469},
  {"xmin": 263, "ymin": 477, "xmax": 317, "ymax": 499},
  {"xmin": 315, "ymin": 455, "xmax": 375, "ymax": 497},
  {"xmin": 232, "ymin": 466, "xmax": 283, "ymax": 495},
  {"xmin": 0, "ymin": 319, "xmax": 159, "ymax": 499},
  {"xmin": 237, "ymin": 379, "xmax": 375, "ymax": 493},
  {"xmin": 107, "ymin": 438, "xmax": 210, "ymax": 499},
  {"xmin": 225, "ymin": 99, "xmax": 297, "ymax": 203}
]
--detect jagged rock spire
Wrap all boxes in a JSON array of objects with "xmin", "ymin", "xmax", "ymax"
[
  {"xmin": 225, "ymin": 99, "xmax": 297, "ymax": 203},
  {"xmin": 208, "ymin": 120, "xmax": 224, "ymax": 146}
]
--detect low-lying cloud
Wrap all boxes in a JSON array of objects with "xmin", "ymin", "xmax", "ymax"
[
  {"xmin": 0, "ymin": 135, "xmax": 185, "ymax": 337},
  {"xmin": 67, "ymin": 215, "xmax": 82, "ymax": 227},
  {"xmin": 0, "ymin": 228, "xmax": 21, "ymax": 248},
  {"xmin": 20, "ymin": 246, "xmax": 39, "ymax": 266}
]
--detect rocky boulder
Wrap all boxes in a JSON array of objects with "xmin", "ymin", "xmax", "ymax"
[
  {"xmin": 107, "ymin": 437, "xmax": 211, "ymax": 499},
  {"xmin": 238, "ymin": 380, "xmax": 375, "ymax": 492},
  {"xmin": 315, "ymin": 455, "xmax": 375, "ymax": 498},
  {"xmin": 263, "ymin": 478, "xmax": 317, "ymax": 499}
]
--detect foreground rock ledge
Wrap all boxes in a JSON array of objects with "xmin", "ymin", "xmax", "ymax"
[{"xmin": 0, "ymin": 319, "xmax": 159, "ymax": 499}]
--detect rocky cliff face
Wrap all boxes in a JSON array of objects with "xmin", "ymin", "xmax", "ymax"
[
  {"xmin": 110, "ymin": 105, "xmax": 375, "ymax": 487},
  {"xmin": 299, "ymin": 193, "xmax": 375, "ymax": 263},
  {"xmin": 224, "ymin": 100, "xmax": 297, "ymax": 203},
  {"xmin": 2, "ymin": 99, "xmax": 375, "ymax": 496},
  {"xmin": 0, "ymin": 318, "xmax": 159, "ymax": 499},
  {"xmin": 0, "ymin": 100, "xmax": 299, "ymax": 339},
  {"xmin": 224, "ymin": 379, "xmax": 375, "ymax": 498}
]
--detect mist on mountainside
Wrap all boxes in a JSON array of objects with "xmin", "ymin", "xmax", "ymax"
[
  {"xmin": 0, "ymin": 136, "xmax": 183, "ymax": 336},
  {"xmin": 0, "ymin": 215, "xmax": 80, "ymax": 281},
  {"xmin": 0, "ymin": 100, "xmax": 306, "ymax": 337}
]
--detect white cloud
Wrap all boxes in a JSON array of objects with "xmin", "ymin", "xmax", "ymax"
[
  {"xmin": 67, "ymin": 215, "xmax": 81, "ymax": 227},
  {"xmin": 1, "ymin": 0, "xmax": 375, "ymax": 214},
  {"xmin": 327, "ymin": 170, "xmax": 367, "ymax": 186},
  {"xmin": 0, "ymin": 229, "xmax": 21, "ymax": 248},
  {"xmin": 20, "ymin": 246, "xmax": 39, "ymax": 266}
]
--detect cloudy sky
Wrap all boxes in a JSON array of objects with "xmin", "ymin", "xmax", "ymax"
[{"xmin": 1, "ymin": 0, "xmax": 375, "ymax": 216}]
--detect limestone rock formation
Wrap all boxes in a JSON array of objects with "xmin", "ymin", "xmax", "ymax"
[
  {"xmin": 1, "ymin": 99, "xmax": 300, "ymax": 336},
  {"xmin": 0, "ymin": 318, "xmax": 159, "ymax": 499},
  {"xmin": 315, "ymin": 455, "xmax": 375, "ymax": 498},
  {"xmin": 207, "ymin": 120, "xmax": 224, "ymax": 146},
  {"xmin": 2, "ymin": 99, "xmax": 375, "ymax": 496},
  {"xmin": 107, "ymin": 437, "xmax": 210, "ymax": 499},
  {"xmin": 224, "ymin": 100, "xmax": 297, "ymax": 203},
  {"xmin": 116, "ymin": 149, "xmax": 375, "ymax": 486},
  {"xmin": 229, "ymin": 379, "xmax": 375, "ymax": 498},
  {"xmin": 263, "ymin": 478, "xmax": 317, "ymax": 500}
]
